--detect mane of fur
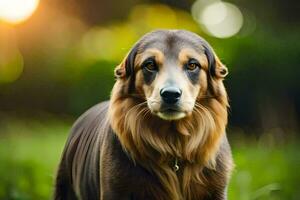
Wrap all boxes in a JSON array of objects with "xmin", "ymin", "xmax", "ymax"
[{"xmin": 108, "ymin": 77, "xmax": 228, "ymax": 200}]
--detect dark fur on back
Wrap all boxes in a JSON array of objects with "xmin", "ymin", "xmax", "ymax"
[
  {"xmin": 54, "ymin": 102, "xmax": 107, "ymax": 200},
  {"xmin": 54, "ymin": 102, "xmax": 170, "ymax": 199}
]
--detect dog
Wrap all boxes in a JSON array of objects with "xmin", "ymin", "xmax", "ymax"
[{"xmin": 54, "ymin": 29, "xmax": 233, "ymax": 200}]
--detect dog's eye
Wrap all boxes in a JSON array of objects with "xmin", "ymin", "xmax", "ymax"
[
  {"xmin": 187, "ymin": 63, "xmax": 198, "ymax": 71},
  {"xmin": 143, "ymin": 59, "xmax": 158, "ymax": 72},
  {"xmin": 186, "ymin": 59, "xmax": 200, "ymax": 71}
]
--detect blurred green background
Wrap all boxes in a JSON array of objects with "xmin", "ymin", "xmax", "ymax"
[{"xmin": 0, "ymin": 0, "xmax": 300, "ymax": 199}]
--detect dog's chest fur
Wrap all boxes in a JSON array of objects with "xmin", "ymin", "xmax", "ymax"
[
  {"xmin": 55, "ymin": 102, "xmax": 232, "ymax": 200},
  {"xmin": 102, "ymin": 131, "xmax": 206, "ymax": 199},
  {"xmin": 102, "ymin": 128, "xmax": 230, "ymax": 200}
]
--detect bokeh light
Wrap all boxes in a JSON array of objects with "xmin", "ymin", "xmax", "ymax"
[
  {"xmin": 0, "ymin": 49, "xmax": 24, "ymax": 83},
  {"xmin": 192, "ymin": 0, "xmax": 243, "ymax": 38},
  {"xmin": 0, "ymin": 0, "xmax": 39, "ymax": 24},
  {"xmin": 0, "ymin": 27, "xmax": 24, "ymax": 83},
  {"xmin": 79, "ymin": 4, "xmax": 199, "ymax": 62}
]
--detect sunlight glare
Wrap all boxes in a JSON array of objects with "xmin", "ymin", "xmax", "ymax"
[{"xmin": 0, "ymin": 0, "xmax": 39, "ymax": 24}]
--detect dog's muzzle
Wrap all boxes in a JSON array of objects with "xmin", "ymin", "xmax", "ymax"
[
  {"xmin": 160, "ymin": 86, "xmax": 182, "ymax": 105},
  {"xmin": 157, "ymin": 86, "xmax": 185, "ymax": 120}
]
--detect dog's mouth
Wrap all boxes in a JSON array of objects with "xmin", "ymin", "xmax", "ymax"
[
  {"xmin": 157, "ymin": 107, "xmax": 186, "ymax": 120},
  {"xmin": 147, "ymin": 100, "xmax": 192, "ymax": 120}
]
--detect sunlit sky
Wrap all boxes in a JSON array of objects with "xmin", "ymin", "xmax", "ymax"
[{"xmin": 0, "ymin": 0, "xmax": 39, "ymax": 24}]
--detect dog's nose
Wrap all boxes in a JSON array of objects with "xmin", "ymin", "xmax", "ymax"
[{"xmin": 160, "ymin": 87, "xmax": 182, "ymax": 104}]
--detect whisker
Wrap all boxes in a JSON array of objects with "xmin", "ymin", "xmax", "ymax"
[
  {"xmin": 136, "ymin": 107, "xmax": 149, "ymax": 119},
  {"xmin": 125, "ymin": 101, "xmax": 147, "ymax": 120},
  {"xmin": 122, "ymin": 93, "xmax": 146, "ymax": 100},
  {"xmin": 195, "ymin": 102, "xmax": 216, "ymax": 116},
  {"xmin": 197, "ymin": 95, "xmax": 217, "ymax": 100},
  {"xmin": 142, "ymin": 109, "xmax": 151, "ymax": 118}
]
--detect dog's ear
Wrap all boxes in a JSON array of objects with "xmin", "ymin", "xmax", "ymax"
[
  {"xmin": 213, "ymin": 54, "xmax": 228, "ymax": 79},
  {"xmin": 114, "ymin": 60, "xmax": 126, "ymax": 79},
  {"xmin": 114, "ymin": 44, "xmax": 139, "ymax": 94},
  {"xmin": 114, "ymin": 45, "xmax": 138, "ymax": 79},
  {"xmin": 203, "ymin": 43, "xmax": 228, "ymax": 79}
]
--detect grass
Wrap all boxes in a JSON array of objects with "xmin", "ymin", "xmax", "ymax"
[
  {"xmin": 0, "ymin": 119, "xmax": 299, "ymax": 200},
  {"xmin": 0, "ymin": 119, "xmax": 69, "ymax": 200},
  {"xmin": 228, "ymin": 136, "xmax": 300, "ymax": 200}
]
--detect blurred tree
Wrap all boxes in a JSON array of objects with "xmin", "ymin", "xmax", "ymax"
[{"xmin": 0, "ymin": 0, "xmax": 299, "ymax": 134}]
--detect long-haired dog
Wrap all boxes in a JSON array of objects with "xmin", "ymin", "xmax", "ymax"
[{"xmin": 54, "ymin": 29, "xmax": 233, "ymax": 200}]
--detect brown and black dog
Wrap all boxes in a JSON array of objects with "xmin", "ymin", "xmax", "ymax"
[{"xmin": 54, "ymin": 29, "xmax": 233, "ymax": 200}]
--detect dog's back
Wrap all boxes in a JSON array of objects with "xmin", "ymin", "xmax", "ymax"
[
  {"xmin": 54, "ymin": 102, "xmax": 167, "ymax": 200},
  {"xmin": 54, "ymin": 102, "xmax": 109, "ymax": 200}
]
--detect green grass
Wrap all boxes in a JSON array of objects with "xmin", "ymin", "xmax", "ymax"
[
  {"xmin": 0, "ymin": 120, "xmax": 69, "ymax": 200},
  {"xmin": 0, "ymin": 120, "xmax": 299, "ymax": 200},
  {"xmin": 228, "ymin": 138, "xmax": 300, "ymax": 200}
]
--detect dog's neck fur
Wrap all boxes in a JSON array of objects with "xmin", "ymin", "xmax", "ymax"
[{"xmin": 108, "ymin": 80, "xmax": 228, "ymax": 200}]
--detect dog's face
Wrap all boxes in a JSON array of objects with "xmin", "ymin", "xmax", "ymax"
[
  {"xmin": 137, "ymin": 46, "xmax": 206, "ymax": 120},
  {"xmin": 115, "ymin": 30, "xmax": 228, "ymax": 120}
]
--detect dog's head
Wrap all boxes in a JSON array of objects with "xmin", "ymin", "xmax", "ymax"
[{"xmin": 114, "ymin": 29, "xmax": 228, "ymax": 121}]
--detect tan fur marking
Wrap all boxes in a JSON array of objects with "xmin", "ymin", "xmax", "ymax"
[
  {"xmin": 135, "ymin": 48, "xmax": 165, "ymax": 69},
  {"xmin": 214, "ymin": 54, "xmax": 228, "ymax": 78},
  {"xmin": 178, "ymin": 48, "xmax": 209, "ymax": 71}
]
